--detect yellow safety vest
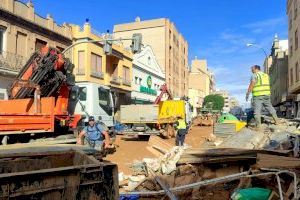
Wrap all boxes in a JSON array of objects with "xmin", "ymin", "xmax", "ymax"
[
  {"xmin": 252, "ymin": 71, "xmax": 271, "ymax": 97},
  {"xmin": 177, "ymin": 119, "xmax": 187, "ymax": 129}
]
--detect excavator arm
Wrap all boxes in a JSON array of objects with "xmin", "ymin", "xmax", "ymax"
[{"xmin": 154, "ymin": 83, "xmax": 173, "ymax": 104}]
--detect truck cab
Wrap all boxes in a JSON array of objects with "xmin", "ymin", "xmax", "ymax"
[{"xmin": 74, "ymin": 82, "xmax": 115, "ymax": 128}]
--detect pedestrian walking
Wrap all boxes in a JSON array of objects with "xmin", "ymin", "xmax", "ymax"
[
  {"xmin": 246, "ymin": 65, "xmax": 280, "ymax": 129},
  {"xmin": 175, "ymin": 116, "xmax": 188, "ymax": 146},
  {"xmin": 76, "ymin": 116, "xmax": 110, "ymax": 151}
]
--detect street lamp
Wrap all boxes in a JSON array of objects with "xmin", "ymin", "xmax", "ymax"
[
  {"xmin": 246, "ymin": 43, "xmax": 268, "ymax": 57},
  {"xmin": 246, "ymin": 43, "xmax": 269, "ymax": 73}
]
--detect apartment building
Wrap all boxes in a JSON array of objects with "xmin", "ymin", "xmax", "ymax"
[
  {"xmin": 268, "ymin": 35, "xmax": 290, "ymax": 117},
  {"xmin": 131, "ymin": 45, "xmax": 165, "ymax": 104},
  {"xmin": 287, "ymin": 0, "xmax": 300, "ymax": 117},
  {"xmin": 213, "ymin": 90, "xmax": 230, "ymax": 112},
  {"xmin": 188, "ymin": 58, "xmax": 215, "ymax": 116},
  {"xmin": 113, "ymin": 17, "xmax": 188, "ymax": 98},
  {"xmin": 0, "ymin": 0, "xmax": 72, "ymax": 99},
  {"xmin": 70, "ymin": 22, "xmax": 133, "ymax": 109}
]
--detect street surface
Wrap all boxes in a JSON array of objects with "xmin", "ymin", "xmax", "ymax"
[{"xmin": 106, "ymin": 126, "xmax": 212, "ymax": 175}]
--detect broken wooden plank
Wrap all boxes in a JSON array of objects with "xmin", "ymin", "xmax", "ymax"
[{"xmin": 257, "ymin": 154, "xmax": 300, "ymax": 169}]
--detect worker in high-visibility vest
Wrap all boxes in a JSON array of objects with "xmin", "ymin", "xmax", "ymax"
[
  {"xmin": 246, "ymin": 65, "xmax": 279, "ymax": 128},
  {"xmin": 175, "ymin": 116, "xmax": 188, "ymax": 146}
]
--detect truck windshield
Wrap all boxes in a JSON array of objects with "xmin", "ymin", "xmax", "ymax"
[
  {"xmin": 78, "ymin": 87, "xmax": 87, "ymax": 101},
  {"xmin": 98, "ymin": 87, "xmax": 112, "ymax": 115}
]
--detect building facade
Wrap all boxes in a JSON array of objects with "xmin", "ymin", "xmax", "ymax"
[
  {"xmin": 113, "ymin": 17, "xmax": 188, "ymax": 98},
  {"xmin": 188, "ymin": 58, "xmax": 215, "ymax": 116},
  {"xmin": 287, "ymin": 0, "xmax": 300, "ymax": 118},
  {"xmin": 268, "ymin": 35, "xmax": 290, "ymax": 117},
  {"xmin": 70, "ymin": 22, "xmax": 133, "ymax": 109},
  {"xmin": 0, "ymin": 0, "xmax": 72, "ymax": 99},
  {"xmin": 213, "ymin": 90, "xmax": 230, "ymax": 113},
  {"xmin": 131, "ymin": 46, "xmax": 165, "ymax": 104}
]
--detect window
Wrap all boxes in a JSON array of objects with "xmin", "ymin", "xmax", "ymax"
[
  {"xmin": 16, "ymin": 31, "xmax": 27, "ymax": 56},
  {"xmin": 122, "ymin": 66, "xmax": 130, "ymax": 85},
  {"xmin": 98, "ymin": 87, "xmax": 112, "ymax": 115},
  {"xmin": 135, "ymin": 76, "xmax": 138, "ymax": 84},
  {"xmin": 295, "ymin": 0, "xmax": 298, "ymax": 19},
  {"xmin": 112, "ymin": 64, "xmax": 118, "ymax": 77},
  {"xmin": 291, "ymin": 68, "xmax": 294, "ymax": 85},
  {"xmin": 296, "ymin": 29, "xmax": 298, "ymax": 50},
  {"xmin": 77, "ymin": 51, "xmax": 85, "ymax": 75},
  {"xmin": 0, "ymin": 27, "xmax": 5, "ymax": 53},
  {"xmin": 290, "ymin": 44, "xmax": 293, "ymax": 57},
  {"xmin": 35, "ymin": 39, "xmax": 47, "ymax": 51},
  {"xmin": 78, "ymin": 87, "xmax": 87, "ymax": 101},
  {"xmin": 297, "ymin": 62, "xmax": 299, "ymax": 82},
  {"xmin": 139, "ymin": 78, "xmax": 142, "ymax": 85},
  {"xmin": 56, "ymin": 46, "xmax": 64, "ymax": 52},
  {"xmin": 91, "ymin": 53, "xmax": 102, "ymax": 77}
]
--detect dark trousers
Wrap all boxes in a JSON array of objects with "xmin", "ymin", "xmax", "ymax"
[{"xmin": 176, "ymin": 129, "xmax": 186, "ymax": 146}]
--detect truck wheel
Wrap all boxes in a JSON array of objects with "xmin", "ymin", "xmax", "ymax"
[{"xmin": 138, "ymin": 135, "xmax": 150, "ymax": 141}]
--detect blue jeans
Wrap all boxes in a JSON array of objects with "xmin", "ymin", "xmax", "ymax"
[
  {"xmin": 84, "ymin": 137, "xmax": 103, "ymax": 151},
  {"xmin": 253, "ymin": 95, "xmax": 278, "ymax": 127},
  {"xmin": 176, "ymin": 129, "xmax": 186, "ymax": 146}
]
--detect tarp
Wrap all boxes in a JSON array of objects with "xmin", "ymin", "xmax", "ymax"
[{"xmin": 218, "ymin": 113, "xmax": 239, "ymax": 123}]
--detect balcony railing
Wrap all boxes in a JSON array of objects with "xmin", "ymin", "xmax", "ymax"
[
  {"xmin": 123, "ymin": 79, "xmax": 131, "ymax": 86},
  {"xmin": 90, "ymin": 71, "xmax": 104, "ymax": 79},
  {"xmin": 110, "ymin": 76, "xmax": 121, "ymax": 85},
  {"xmin": 0, "ymin": 51, "xmax": 26, "ymax": 74}
]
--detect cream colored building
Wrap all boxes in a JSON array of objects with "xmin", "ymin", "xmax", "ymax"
[
  {"xmin": 267, "ymin": 35, "xmax": 290, "ymax": 117},
  {"xmin": 229, "ymin": 97, "xmax": 239, "ymax": 108},
  {"xmin": 188, "ymin": 58, "xmax": 215, "ymax": 116},
  {"xmin": 287, "ymin": 0, "xmax": 300, "ymax": 117},
  {"xmin": 213, "ymin": 90, "xmax": 230, "ymax": 112},
  {"xmin": 113, "ymin": 17, "xmax": 188, "ymax": 98},
  {"xmin": 70, "ymin": 22, "xmax": 133, "ymax": 109},
  {"xmin": 0, "ymin": 0, "xmax": 72, "ymax": 99}
]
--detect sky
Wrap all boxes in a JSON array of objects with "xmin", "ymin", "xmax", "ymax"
[{"xmin": 26, "ymin": 0, "xmax": 288, "ymax": 107}]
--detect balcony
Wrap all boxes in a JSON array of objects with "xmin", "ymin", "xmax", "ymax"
[
  {"xmin": 90, "ymin": 71, "xmax": 104, "ymax": 79},
  {"xmin": 122, "ymin": 79, "xmax": 131, "ymax": 86},
  {"xmin": 0, "ymin": 51, "xmax": 26, "ymax": 75},
  {"xmin": 110, "ymin": 76, "xmax": 121, "ymax": 85}
]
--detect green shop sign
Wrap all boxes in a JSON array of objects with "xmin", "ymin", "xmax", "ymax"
[{"xmin": 139, "ymin": 76, "xmax": 157, "ymax": 95}]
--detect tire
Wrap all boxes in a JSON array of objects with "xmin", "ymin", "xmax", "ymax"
[{"xmin": 137, "ymin": 135, "xmax": 150, "ymax": 141}]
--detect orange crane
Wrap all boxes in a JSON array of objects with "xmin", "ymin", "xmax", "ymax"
[{"xmin": 0, "ymin": 47, "xmax": 81, "ymax": 144}]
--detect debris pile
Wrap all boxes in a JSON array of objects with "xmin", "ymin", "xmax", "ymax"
[
  {"xmin": 119, "ymin": 117, "xmax": 300, "ymax": 200},
  {"xmin": 120, "ymin": 147, "xmax": 300, "ymax": 199}
]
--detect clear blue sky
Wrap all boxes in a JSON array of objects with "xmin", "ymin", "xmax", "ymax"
[{"xmin": 27, "ymin": 0, "xmax": 287, "ymax": 106}]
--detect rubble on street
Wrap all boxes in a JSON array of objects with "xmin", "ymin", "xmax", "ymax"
[{"xmin": 118, "ymin": 119, "xmax": 300, "ymax": 200}]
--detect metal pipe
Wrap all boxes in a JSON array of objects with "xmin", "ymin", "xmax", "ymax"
[
  {"xmin": 34, "ymin": 85, "xmax": 41, "ymax": 114},
  {"xmin": 120, "ymin": 170, "xmax": 298, "ymax": 197}
]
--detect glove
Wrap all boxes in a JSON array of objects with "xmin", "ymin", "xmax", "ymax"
[{"xmin": 245, "ymin": 93, "xmax": 250, "ymax": 101}]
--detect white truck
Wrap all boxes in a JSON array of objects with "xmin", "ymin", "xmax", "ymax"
[{"xmin": 73, "ymin": 82, "xmax": 116, "ymax": 131}]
